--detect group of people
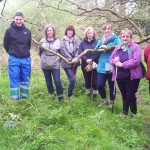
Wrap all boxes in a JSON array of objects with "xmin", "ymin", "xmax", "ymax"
[{"xmin": 3, "ymin": 12, "xmax": 150, "ymax": 116}]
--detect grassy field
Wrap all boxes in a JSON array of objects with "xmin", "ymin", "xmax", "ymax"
[{"xmin": 0, "ymin": 68, "xmax": 150, "ymax": 150}]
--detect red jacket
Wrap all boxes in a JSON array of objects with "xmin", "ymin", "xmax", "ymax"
[{"xmin": 144, "ymin": 44, "xmax": 150, "ymax": 80}]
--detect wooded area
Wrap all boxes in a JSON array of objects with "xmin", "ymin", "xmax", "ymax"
[
  {"xmin": 0, "ymin": 1, "xmax": 150, "ymax": 150},
  {"xmin": 0, "ymin": 0, "xmax": 150, "ymax": 42},
  {"xmin": 0, "ymin": 0, "xmax": 149, "ymax": 65}
]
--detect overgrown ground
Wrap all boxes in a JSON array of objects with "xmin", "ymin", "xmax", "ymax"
[{"xmin": 0, "ymin": 67, "xmax": 150, "ymax": 150}]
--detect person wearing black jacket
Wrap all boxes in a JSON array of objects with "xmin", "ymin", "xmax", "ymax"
[
  {"xmin": 3, "ymin": 12, "xmax": 31, "ymax": 100},
  {"xmin": 79, "ymin": 27, "xmax": 98, "ymax": 100}
]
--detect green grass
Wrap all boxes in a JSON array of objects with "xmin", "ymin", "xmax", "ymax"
[{"xmin": 0, "ymin": 68, "xmax": 150, "ymax": 150}]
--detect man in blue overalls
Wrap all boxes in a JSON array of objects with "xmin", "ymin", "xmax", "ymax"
[{"xmin": 4, "ymin": 12, "xmax": 31, "ymax": 100}]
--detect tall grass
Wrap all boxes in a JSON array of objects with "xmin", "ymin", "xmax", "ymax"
[{"xmin": 0, "ymin": 67, "xmax": 150, "ymax": 150}]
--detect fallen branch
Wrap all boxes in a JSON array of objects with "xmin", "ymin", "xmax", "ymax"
[
  {"xmin": 32, "ymin": 34, "xmax": 150, "ymax": 64},
  {"xmin": 32, "ymin": 38, "xmax": 73, "ymax": 65}
]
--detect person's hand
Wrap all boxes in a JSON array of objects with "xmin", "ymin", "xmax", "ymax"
[
  {"xmin": 109, "ymin": 68, "xmax": 113, "ymax": 73},
  {"xmin": 92, "ymin": 62, "xmax": 97, "ymax": 69},
  {"xmin": 86, "ymin": 59, "xmax": 92, "ymax": 64},
  {"xmin": 100, "ymin": 45, "xmax": 107, "ymax": 49},
  {"xmin": 114, "ymin": 56, "xmax": 120, "ymax": 63},
  {"xmin": 72, "ymin": 58, "xmax": 78, "ymax": 63},
  {"xmin": 85, "ymin": 64, "xmax": 92, "ymax": 72},
  {"xmin": 115, "ymin": 61, "xmax": 122, "ymax": 67},
  {"xmin": 98, "ymin": 45, "xmax": 107, "ymax": 52}
]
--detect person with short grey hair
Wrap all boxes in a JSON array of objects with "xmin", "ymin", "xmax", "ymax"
[{"xmin": 110, "ymin": 28, "xmax": 143, "ymax": 115}]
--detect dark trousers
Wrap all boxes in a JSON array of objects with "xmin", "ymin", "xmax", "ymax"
[
  {"xmin": 64, "ymin": 66, "xmax": 78, "ymax": 95},
  {"xmin": 42, "ymin": 69, "xmax": 63, "ymax": 100},
  {"xmin": 97, "ymin": 73, "xmax": 114, "ymax": 101},
  {"xmin": 117, "ymin": 78, "xmax": 140, "ymax": 115},
  {"xmin": 81, "ymin": 67, "xmax": 97, "ymax": 90}
]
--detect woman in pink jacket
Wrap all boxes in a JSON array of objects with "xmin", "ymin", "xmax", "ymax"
[{"xmin": 110, "ymin": 28, "xmax": 143, "ymax": 116}]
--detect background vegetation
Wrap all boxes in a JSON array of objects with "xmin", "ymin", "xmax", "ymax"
[{"xmin": 0, "ymin": 0, "xmax": 150, "ymax": 149}]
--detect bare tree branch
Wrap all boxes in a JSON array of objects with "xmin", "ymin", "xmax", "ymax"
[
  {"xmin": 40, "ymin": 0, "xmax": 144, "ymax": 38},
  {"xmin": 1, "ymin": 0, "xmax": 7, "ymax": 16}
]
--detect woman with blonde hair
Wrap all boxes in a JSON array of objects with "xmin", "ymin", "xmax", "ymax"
[
  {"xmin": 79, "ymin": 27, "xmax": 98, "ymax": 100},
  {"xmin": 38, "ymin": 24, "xmax": 63, "ymax": 102}
]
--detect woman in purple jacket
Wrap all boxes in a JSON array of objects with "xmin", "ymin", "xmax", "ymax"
[{"xmin": 110, "ymin": 28, "xmax": 143, "ymax": 115}]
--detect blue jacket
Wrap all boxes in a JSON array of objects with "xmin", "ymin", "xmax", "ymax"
[
  {"xmin": 79, "ymin": 38, "xmax": 98, "ymax": 68},
  {"xmin": 4, "ymin": 21, "xmax": 31, "ymax": 58},
  {"xmin": 95, "ymin": 33, "xmax": 121, "ymax": 74}
]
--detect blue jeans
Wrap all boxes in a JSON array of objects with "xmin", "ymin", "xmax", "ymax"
[
  {"xmin": 64, "ymin": 67, "xmax": 78, "ymax": 95},
  {"xmin": 42, "ymin": 69, "xmax": 63, "ymax": 100},
  {"xmin": 97, "ymin": 73, "xmax": 114, "ymax": 101}
]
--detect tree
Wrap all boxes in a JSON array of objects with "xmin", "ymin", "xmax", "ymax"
[{"xmin": 0, "ymin": 0, "xmax": 150, "ymax": 64}]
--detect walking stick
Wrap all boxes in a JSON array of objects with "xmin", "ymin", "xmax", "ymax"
[
  {"xmin": 112, "ymin": 66, "xmax": 118, "ymax": 114},
  {"xmin": 91, "ymin": 66, "xmax": 94, "ymax": 98}
]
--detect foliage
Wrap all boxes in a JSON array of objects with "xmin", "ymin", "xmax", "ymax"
[
  {"xmin": 0, "ymin": 0, "xmax": 78, "ymax": 40},
  {"xmin": 0, "ymin": 1, "xmax": 150, "ymax": 149},
  {"xmin": 0, "ymin": 68, "xmax": 150, "ymax": 150},
  {"xmin": 0, "ymin": 0, "xmax": 150, "ymax": 42}
]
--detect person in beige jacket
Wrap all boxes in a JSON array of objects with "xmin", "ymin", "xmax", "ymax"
[{"xmin": 39, "ymin": 24, "xmax": 63, "ymax": 101}]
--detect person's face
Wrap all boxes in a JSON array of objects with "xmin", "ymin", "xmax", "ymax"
[
  {"xmin": 67, "ymin": 30, "xmax": 74, "ymax": 38},
  {"xmin": 104, "ymin": 26, "xmax": 112, "ymax": 37},
  {"xmin": 87, "ymin": 30, "xmax": 94, "ymax": 40},
  {"xmin": 14, "ymin": 16, "xmax": 24, "ymax": 27},
  {"xmin": 47, "ymin": 27, "xmax": 54, "ymax": 38},
  {"xmin": 121, "ymin": 32, "xmax": 131, "ymax": 45}
]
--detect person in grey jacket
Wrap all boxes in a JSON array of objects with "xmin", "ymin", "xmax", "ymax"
[
  {"xmin": 39, "ymin": 24, "xmax": 63, "ymax": 101},
  {"xmin": 60, "ymin": 25, "xmax": 79, "ymax": 97}
]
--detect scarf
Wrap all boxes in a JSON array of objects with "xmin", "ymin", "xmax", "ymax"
[
  {"xmin": 102, "ymin": 33, "xmax": 115, "ymax": 45},
  {"xmin": 63, "ymin": 36, "xmax": 74, "ymax": 55}
]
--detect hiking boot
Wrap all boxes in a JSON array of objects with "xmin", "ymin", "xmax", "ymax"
[
  {"xmin": 68, "ymin": 93, "xmax": 73, "ymax": 98},
  {"xmin": 97, "ymin": 100, "xmax": 108, "ymax": 108},
  {"xmin": 58, "ymin": 96, "xmax": 64, "ymax": 102},
  {"xmin": 108, "ymin": 101, "xmax": 113, "ymax": 109},
  {"xmin": 87, "ymin": 93, "xmax": 91, "ymax": 98},
  {"xmin": 93, "ymin": 94, "xmax": 97, "ymax": 101}
]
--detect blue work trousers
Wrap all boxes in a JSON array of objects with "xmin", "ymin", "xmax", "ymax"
[{"xmin": 8, "ymin": 55, "xmax": 31, "ymax": 100}]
